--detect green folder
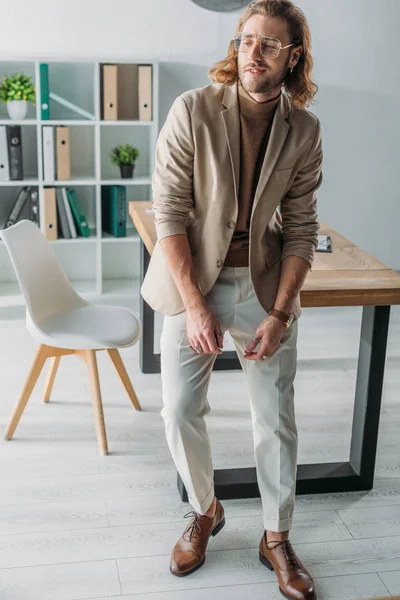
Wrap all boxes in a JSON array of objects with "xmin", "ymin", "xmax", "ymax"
[
  {"xmin": 40, "ymin": 64, "xmax": 50, "ymax": 120},
  {"xmin": 66, "ymin": 188, "xmax": 91, "ymax": 237},
  {"xmin": 101, "ymin": 186, "xmax": 126, "ymax": 238}
]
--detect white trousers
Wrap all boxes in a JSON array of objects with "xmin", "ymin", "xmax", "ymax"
[{"xmin": 160, "ymin": 265, "xmax": 299, "ymax": 532}]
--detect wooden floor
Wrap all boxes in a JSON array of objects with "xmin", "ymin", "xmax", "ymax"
[{"xmin": 0, "ymin": 296, "xmax": 399, "ymax": 600}]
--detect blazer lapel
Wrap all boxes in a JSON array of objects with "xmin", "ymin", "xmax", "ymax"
[
  {"xmin": 252, "ymin": 92, "xmax": 291, "ymax": 212},
  {"xmin": 221, "ymin": 82, "xmax": 240, "ymax": 208}
]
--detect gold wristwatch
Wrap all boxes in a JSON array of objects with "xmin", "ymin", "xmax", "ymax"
[{"xmin": 269, "ymin": 308, "xmax": 294, "ymax": 328}]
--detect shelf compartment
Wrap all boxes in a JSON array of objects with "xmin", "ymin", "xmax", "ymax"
[
  {"xmin": 41, "ymin": 124, "xmax": 96, "ymax": 182},
  {"xmin": 100, "ymin": 124, "xmax": 151, "ymax": 181},
  {"xmin": 0, "ymin": 62, "xmax": 36, "ymax": 121}
]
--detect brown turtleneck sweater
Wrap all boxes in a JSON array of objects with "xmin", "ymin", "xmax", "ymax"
[{"xmin": 223, "ymin": 81, "xmax": 281, "ymax": 267}]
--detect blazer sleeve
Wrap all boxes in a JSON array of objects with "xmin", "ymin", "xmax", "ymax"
[
  {"xmin": 280, "ymin": 117, "xmax": 323, "ymax": 270},
  {"xmin": 152, "ymin": 95, "xmax": 195, "ymax": 241}
]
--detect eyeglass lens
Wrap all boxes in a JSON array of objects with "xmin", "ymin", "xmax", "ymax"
[{"xmin": 234, "ymin": 34, "xmax": 280, "ymax": 57}]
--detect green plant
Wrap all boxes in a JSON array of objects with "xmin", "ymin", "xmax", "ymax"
[
  {"xmin": 0, "ymin": 72, "xmax": 36, "ymax": 104},
  {"xmin": 109, "ymin": 144, "xmax": 140, "ymax": 166}
]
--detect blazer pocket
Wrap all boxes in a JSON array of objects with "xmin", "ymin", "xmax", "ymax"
[
  {"xmin": 265, "ymin": 244, "xmax": 282, "ymax": 267},
  {"xmin": 274, "ymin": 167, "xmax": 293, "ymax": 181}
]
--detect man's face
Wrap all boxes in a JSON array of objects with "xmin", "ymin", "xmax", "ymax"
[{"xmin": 237, "ymin": 14, "xmax": 294, "ymax": 96}]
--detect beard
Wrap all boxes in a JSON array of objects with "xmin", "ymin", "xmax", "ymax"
[{"xmin": 239, "ymin": 56, "xmax": 290, "ymax": 95}]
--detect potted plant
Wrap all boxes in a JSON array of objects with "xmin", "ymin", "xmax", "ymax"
[
  {"xmin": 0, "ymin": 72, "xmax": 36, "ymax": 120},
  {"xmin": 109, "ymin": 144, "xmax": 140, "ymax": 178}
]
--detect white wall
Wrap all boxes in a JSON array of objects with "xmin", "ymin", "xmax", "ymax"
[{"xmin": 1, "ymin": 0, "xmax": 398, "ymax": 269}]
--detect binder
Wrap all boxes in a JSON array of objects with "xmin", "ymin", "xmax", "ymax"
[
  {"xmin": 117, "ymin": 64, "xmax": 139, "ymax": 120},
  {"xmin": 55, "ymin": 187, "xmax": 71, "ymax": 239},
  {"xmin": 102, "ymin": 65, "xmax": 118, "ymax": 120},
  {"xmin": 42, "ymin": 126, "xmax": 55, "ymax": 182},
  {"xmin": 138, "ymin": 65, "xmax": 153, "ymax": 121},
  {"xmin": 61, "ymin": 186, "xmax": 77, "ymax": 238},
  {"xmin": 6, "ymin": 125, "xmax": 23, "ymax": 180},
  {"xmin": 40, "ymin": 63, "xmax": 50, "ymax": 120},
  {"xmin": 101, "ymin": 185, "xmax": 126, "ymax": 237},
  {"xmin": 30, "ymin": 187, "xmax": 40, "ymax": 226},
  {"xmin": 56, "ymin": 126, "xmax": 70, "ymax": 180},
  {"xmin": 4, "ymin": 186, "xmax": 31, "ymax": 228},
  {"xmin": 41, "ymin": 187, "xmax": 58, "ymax": 240},
  {"xmin": 0, "ymin": 126, "xmax": 10, "ymax": 181},
  {"xmin": 66, "ymin": 188, "xmax": 91, "ymax": 237}
]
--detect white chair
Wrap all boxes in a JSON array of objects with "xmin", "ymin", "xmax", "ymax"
[{"xmin": 0, "ymin": 220, "xmax": 142, "ymax": 455}]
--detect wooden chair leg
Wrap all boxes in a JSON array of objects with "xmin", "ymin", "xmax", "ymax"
[
  {"xmin": 43, "ymin": 356, "xmax": 61, "ymax": 403},
  {"xmin": 85, "ymin": 350, "xmax": 109, "ymax": 455},
  {"xmin": 106, "ymin": 348, "xmax": 142, "ymax": 411},
  {"xmin": 5, "ymin": 344, "xmax": 48, "ymax": 440}
]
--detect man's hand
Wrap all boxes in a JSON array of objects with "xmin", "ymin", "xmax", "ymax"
[
  {"xmin": 186, "ymin": 305, "xmax": 224, "ymax": 355},
  {"xmin": 244, "ymin": 315, "xmax": 286, "ymax": 361}
]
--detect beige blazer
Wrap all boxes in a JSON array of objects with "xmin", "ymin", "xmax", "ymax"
[{"xmin": 141, "ymin": 81, "xmax": 323, "ymax": 319}]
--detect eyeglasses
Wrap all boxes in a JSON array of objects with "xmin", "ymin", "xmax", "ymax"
[{"xmin": 232, "ymin": 33, "xmax": 294, "ymax": 58}]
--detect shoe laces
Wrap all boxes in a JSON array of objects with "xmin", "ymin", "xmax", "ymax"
[
  {"xmin": 280, "ymin": 540, "xmax": 300, "ymax": 568},
  {"xmin": 267, "ymin": 537, "xmax": 300, "ymax": 569},
  {"xmin": 183, "ymin": 511, "xmax": 202, "ymax": 541}
]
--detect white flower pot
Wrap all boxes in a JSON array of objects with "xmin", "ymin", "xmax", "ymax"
[{"xmin": 7, "ymin": 100, "xmax": 28, "ymax": 120}]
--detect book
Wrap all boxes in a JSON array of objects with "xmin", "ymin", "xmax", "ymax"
[
  {"xmin": 0, "ymin": 126, "xmax": 10, "ymax": 181},
  {"xmin": 40, "ymin": 63, "xmax": 50, "ymax": 120},
  {"xmin": 101, "ymin": 185, "xmax": 126, "ymax": 237},
  {"xmin": 6, "ymin": 125, "xmax": 23, "ymax": 180},
  {"xmin": 55, "ymin": 187, "xmax": 71, "ymax": 239},
  {"xmin": 3, "ymin": 186, "xmax": 31, "ymax": 228},
  {"xmin": 66, "ymin": 188, "xmax": 90, "ymax": 237},
  {"xmin": 42, "ymin": 126, "xmax": 55, "ymax": 182},
  {"xmin": 61, "ymin": 187, "xmax": 77, "ymax": 238}
]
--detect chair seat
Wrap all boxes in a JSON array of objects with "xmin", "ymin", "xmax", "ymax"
[{"xmin": 27, "ymin": 305, "xmax": 142, "ymax": 350}]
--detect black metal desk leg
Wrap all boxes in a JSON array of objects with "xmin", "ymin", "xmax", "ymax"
[
  {"xmin": 139, "ymin": 241, "xmax": 160, "ymax": 373},
  {"xmin": 349, "ymin": 305, "xmax": 391, "ymax": 488},
  {"xmin": 177, "ymin": 304, "xmax": 392, "ymax": 501}
]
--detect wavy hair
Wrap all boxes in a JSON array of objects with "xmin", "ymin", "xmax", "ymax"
[{"xmin": 208, "ymin": 0, "xmax": 318, "ymax": 110}]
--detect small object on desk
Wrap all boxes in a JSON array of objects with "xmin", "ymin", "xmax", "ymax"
[{"xmin": 316, "ymin": 234, "xmax": 332, "ymax": 253}]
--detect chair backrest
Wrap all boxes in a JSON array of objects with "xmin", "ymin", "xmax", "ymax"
[{"xmin": 0, "ymin": 220, "xmax": 87, "ymax": 324}]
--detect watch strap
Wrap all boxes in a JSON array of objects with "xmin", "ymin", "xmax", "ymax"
[{"xmin": 269, "ymin": 308, "xmax": 293, "ymax": 328}]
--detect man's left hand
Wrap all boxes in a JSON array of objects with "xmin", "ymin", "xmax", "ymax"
[{"xmin": 244, "ymin": 315, "xmax": 286, "ymax": 361}]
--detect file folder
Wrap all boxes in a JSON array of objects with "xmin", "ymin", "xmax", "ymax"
[
  {"xmin": 7, "ymin": 125, "xmax": 23, "ymax": 180},
  {"xmin": 138, "ymin": 65, "xmax": 152, "ymax": 121},
  {"xmin": 42, "ymin": 126, "xmax": 55, "ymax": 182},
  {"xmin": 4, "ymin": 186, "xmax": 31, "ymax": 228},
  {"xmin": 117, "ymin": 64, "xmax": 139, "ymax": 120},
  {"xmin": 61, "ymin": 186, "xmax": 77, "ymax": 238},
  {"xmin": 101, "ymin": 185, "xmax": 126, "ymax": 237},
  {"xmin": 55, "ymin": 187, "xmax": 71, "ymax": 239},
  {"xmin": 56, "ymin": 126, "xmax": 70, "ymax": 181},
  {"xmin": 41, "ymin": 187, "xmax": 58, "ymax": 240},
  {"xmin": 30, "ymin": 187, "xmax": 40, "ymax": 226},
  {"xmin": 40, "ymin": 63, "xmax": 50, "ymax": 120},
  {"xmin": 102, "ymin": 65, "xmax": 118, "ymax": 120},
  {"xmin": 66, "ymin": 188, "xmax": 91, "ymax": 237},
  {"xmin": 0, "ymin": 126, "xmax": 10, "ymax": 181}
]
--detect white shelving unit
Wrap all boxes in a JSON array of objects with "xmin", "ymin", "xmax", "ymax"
[{"xmin": 0, "ymin": 57, "xmax": 159, "ymax": 308}]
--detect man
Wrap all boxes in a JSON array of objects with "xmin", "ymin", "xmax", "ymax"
[{"xmin": 141, "ymin": 0, "xmax": 322, "ymax": 598}]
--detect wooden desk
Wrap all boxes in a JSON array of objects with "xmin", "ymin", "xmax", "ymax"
[{"xmin": 129, "ymin": 200, "xmax": 400, "ymax": 500}]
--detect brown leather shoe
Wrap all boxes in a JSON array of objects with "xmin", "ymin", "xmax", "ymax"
[
  {"xmin": 170, "ymin": 498, "xmax": 225, "ymax": 577},
  {"xmin": 259, "ymin": 531, "xmax": 317, "ymax": 599}
]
